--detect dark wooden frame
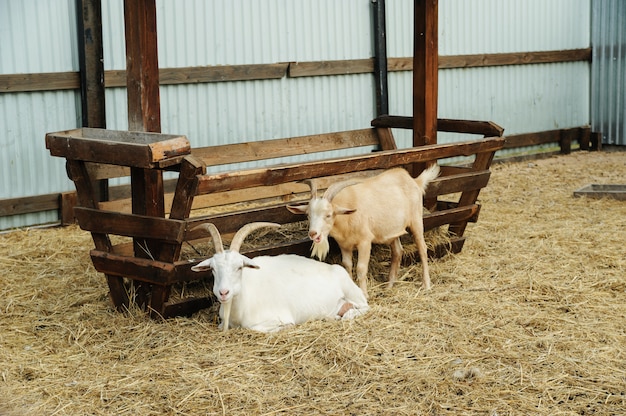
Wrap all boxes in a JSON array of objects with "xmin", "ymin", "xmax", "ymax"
[
  {"xmin": 46, "ymin": 119, "xmax": 504, "ymax": 318},
  {"xmin": 43, "ymin": 0, "xmax": 510, "ymax": 318}
]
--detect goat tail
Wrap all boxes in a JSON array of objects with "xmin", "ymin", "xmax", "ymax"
[{"xmin": 414, "ymin": 163, "xmax": 440, "ymax": 191}]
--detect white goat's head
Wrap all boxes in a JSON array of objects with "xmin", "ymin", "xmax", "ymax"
[
  {"xmin": 190, "ymin": 222, "xmax": 280, "ymax": 331},
  {"xmin": 287, "ymin": 180, "xmax": 357, "ymax": 260}
]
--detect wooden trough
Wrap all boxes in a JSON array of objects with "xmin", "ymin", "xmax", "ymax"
[{"xmin": 46, "ymin": 117, "xmax": 504, "ymax": 318}]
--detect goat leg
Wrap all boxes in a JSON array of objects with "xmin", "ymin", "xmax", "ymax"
[
  {"xmin": 355, "ymin": 242, "xmax": 372, "ymax": 298},
  {"xmin": 410, "ymin": 222, "xmax": 431, "ymax": 290},
  {"xmin": 388, "ymin": 237, "xmax": 403, "ymax": 288}
]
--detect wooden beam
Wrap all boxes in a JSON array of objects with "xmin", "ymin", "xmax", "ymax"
[
  {"xmin": 74, "ymin": 206, "xmax": 187, "ymax": 243},
  {"xmin": 1, "ymin": 49, "xmax": 591, "ymax": 93},
  {"xmin": 288, "ymin": 59, "xmax": 374, "ymax": 77},
  {"xmin": 438, "ymin": 48, "xmax": 592, "ymax": 69},
  {"xmin": 372, "ymin": 115, "xmax": 504, "ymax": 137},
  {"xmin": 191, "ymin": 128, "xmax": 381, "ymax": 166},
  {"xmin": 195, "ymin": 137, "xmax": 505, "ymax": 195},
  {"xmin": 413, "ymin": 0, "xmax": 438, "ymax": 147},
  {"xmin": 76, "ymin": 0, "xmax": 109, "ymax": 203},
  {"xmin": 124, "ymin": 0, "xmax": 161, "ymax": 133},
  {"xmin": 0, "ymin": 193, "xmax": 60, "ymax": 216},
  {"xmin": 105, "ymin": 63, "xmax": 288, "ymax": 87},
  {"xmin": 124, "ymin": 0, "xmax": 165, "ymax": 268},
  {"xmin": 76, "ymin": 0, "xmax": 106, "ymax": 129},
  {"xmin": 503, "ymin": 127, "xmax": 591, "ymax": 150}
]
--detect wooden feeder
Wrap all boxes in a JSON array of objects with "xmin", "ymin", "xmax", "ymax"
[{"xmin": 46, "ymin": 0, "xmax": 505, "ymax": 318}]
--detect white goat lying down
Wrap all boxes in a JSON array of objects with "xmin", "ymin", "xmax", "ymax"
[
  {"xmin": 190, "ymin": 222, "xmax": 369, "ymax": 333},
  {"xmin": 287, "ymin": 165, "xmax": 440, "ymax": 298}
]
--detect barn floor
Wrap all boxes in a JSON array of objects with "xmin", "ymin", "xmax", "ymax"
[{"xmin": 1, "ymin": 150, "xmax": 625, "ymax": 415}]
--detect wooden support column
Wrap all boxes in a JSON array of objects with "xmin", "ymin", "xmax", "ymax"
[
  {"xmin": 123, "ymin": 0, "xmax": 164, "ymax": 222},
  {"xmin": 413, "ymin": 0, "xmax": 438, "ymax": 147},
  {"xmin": 76, "ymin": 0, "xmax": 108, "ymax": 202},
  {"xmin": 124, "ymin": 0, "xmax": 164, "ymax": 311},
  {"xmin": 373, "ymin": 0, "xmax": 389, "ymax": 117}
]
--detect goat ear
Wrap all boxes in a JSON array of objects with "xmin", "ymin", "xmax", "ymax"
[
  {"xmin": 286, "ymin": 203, "xmax": 309, "ymax": 215},
  {"xmin": 191, "ymin": 258, "xmax": 214, "ymax": 272},
  {"xmin": 334, "ymin": 205, "xmax": 357, "ymax": 216},
  {"xmin": 243, "ymin": 257, "xmax": 260, "ymax": 269}
]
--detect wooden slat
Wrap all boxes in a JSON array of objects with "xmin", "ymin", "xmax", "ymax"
[
  {"xmin": 74, "ymin": 206, "xmax": 186, "ymax": 243},
  {"xmin": 195, "ymin": 138, "xmax": 505, "ymax": 195},
  {"xmin": 426, "ymin": 170, "xmax": 491, "ymax": 198},
  {"xmin": 45, "ymin": 128, "xmax": 190, "ymax": 168},
  {"xmin": 105, "ymin": 64, "xmax": 288, "ymax": 87},
  {"xmin": 86, "ymin": 163, "xmax": 130, "ymax": 181},
  {"xmin": 503, "ymin": 127, "xmax": 590, "ymax": 149},
  {"xmin": 388, "ymin": 48, "xmax": 592, "ymax": 71},
  {"xmin": 2, "ymin": 49, "xmax": 591, "ymax": 94},
  {"xmin": 0, "ymin": 193, "xmax": 59, "ymax": 216},
  {"xmin": 0, "ymin": 72, "xmax": 80, "ymax": 92},
  {"xmin": 185, "ymin": 204, "xmax": 303, "ymax": 240},
  {"xmin": 163, "ymin": 297, "xmax": 213, "ymax": 319},
  {"xmin": 438, "ymin": 48, "xmax": 592, "ymax": 69},
  {"xmin": 90, "ymin": 250, "xmax": 177, "ymax": 285},
  {"xmin": 192, "ymin": 128, "xmax": 381, "ymax": 167},
  {"xmin": 60, "ymin": 192, "xmax": 78, "ymax": 225},
  {"xmin": 99, "ymin": 170, "xmax": 381, "ymax": 215},
  {"xmin": 372, "ymin": 115, "xmax": 504, "ymax": 137},
  {"xmin": 423, "ymin": 204, "xmax": 480, "ymax": 231},
  {"xmin": 288, "ymin": 59, "xmax": 374, "ymax": 77}
]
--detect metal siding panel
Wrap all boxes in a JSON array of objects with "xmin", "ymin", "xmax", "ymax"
[
  {"xmin": 592, "ymin": 0, "xmax": 626, "ymax": 145},
  {"xmin": 0, "ymin": 90, "xmax": 80, "ymax": 230},
  {"xmin": 388, "ymin": 0, "xmax": 591, "ymax": 157},
  {"xmin": 0, "ymin": 0, "xmax": 78, "ymax": 73},
  {"xmin": 1, "ymin": 1, "xmax": 597, "ymax": 230},
  {"xmin": 152, "ymin": 0, "xmax": 372, "ymax": 67},
  {"xmin": 0, "ymin": 0, "xmax": 80, "ymax": 229}
]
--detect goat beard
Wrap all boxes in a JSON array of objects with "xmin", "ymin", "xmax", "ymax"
[
  {"xmin": 220, "ymin": 300, "xmax": 232, "ymax": 332},
  {"xmin": 311, "ymin": 238, "xmax": 330, "ymax": 260}
]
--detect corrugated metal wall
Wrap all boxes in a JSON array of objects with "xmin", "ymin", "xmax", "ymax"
[
  {"xmin": 1, "ymin": 0, "xmax": 593, "ymax": 230},
  {"xmin": 0, "ymin": 0, "xmax": 81, "ymax": 230},
  {"xmin": 591, "ymin": 0, "xmax": 626, "ymax": 146},
  {"xmin": 387, "ymin": 0, "xmax": 590, "ymax": 148}
]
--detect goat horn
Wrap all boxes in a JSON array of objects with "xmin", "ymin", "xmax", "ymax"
[
  {"xmin": 191, "ymin": 223, "xmax": 224, "ymax": 254},
  {"xmin": 229, "ymin": 222, "xmax": 281, "ymax": 253},
  {"xmin": 322, "ymin": 180, "xmax": 360, "ymax": 202},
  {"xmin": 301, "ymin": 179, "xmax": 318, "ymax": 199}
]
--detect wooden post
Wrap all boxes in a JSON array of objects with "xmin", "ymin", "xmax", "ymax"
[
  {"xmin": 124, "ymin": 0, "xmax": 161, "ymax": 133},
  {"xmin": 76, "ymin": 0, "xmax": 108, "ymax": 202},
  {"xmin": 123, "ymin": 0, "xmax": 165, "ymax": 310},
  {"xmin": 123, "ymin": 0, "xmax": 164, "ymax": 222},
  {"xmin": 413, "ymin": 0, "xmax": 438, "ymax": 147},
  {"xmin": 373, "ymin": 0, "xmax": 389, "ymax": 117},
  {"xmin": 76, "ymin": 0, "xmax": 106, "ymax": 129}
]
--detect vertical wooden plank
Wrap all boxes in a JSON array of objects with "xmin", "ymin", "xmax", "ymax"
[
  {"xmin": 448, "ymin": 150, "xmax": 497, "ymax": 237},
  {"xmin": 123, "ymin": 0, "xmax": 164, "ymax": 220},
  {"xmin": 413, "ymin": 0, "xmax": 438, "ymax": 147},
  {"xmin": 124, "ymin": 0, "xmax": 166, "ymax": 316},
  {"xmin": 158, "ymin": 156, "xmax": 205, "ymax": 263},
  {"xmin": 124, "ymin": 0, "xmax": 161, "ymax": 133},
  {"xmin": 66, "ymin": 160, "xmax": 130, "ymax": 310},
  {"xmin": 373, "ymin": 0, "xmax": 389, "ymax": 116},
  {"xmin": 375, "ymin": 127, "xmax": 398, "ymax": 151},
  {"xmin": 76, "ymin": 0, "xmax": 109, "ymax": 202},
  {"xmin": 76, "ymin": 0, "xmax": 106, "ymax": 129}
]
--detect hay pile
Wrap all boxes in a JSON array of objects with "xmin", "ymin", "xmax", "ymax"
[{"xmin": 1, "ymin": 151, "xmax": 625, "ymax": 415}]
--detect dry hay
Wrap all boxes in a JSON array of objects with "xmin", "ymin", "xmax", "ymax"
[{"xmin": 1, "ymin": 150, "xmax": 625, "ymax": 415}]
